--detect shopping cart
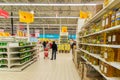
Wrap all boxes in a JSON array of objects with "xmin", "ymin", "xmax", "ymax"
[{"xmin": 44, "ymin": 48, "xmax": 49, "ymax": 59}]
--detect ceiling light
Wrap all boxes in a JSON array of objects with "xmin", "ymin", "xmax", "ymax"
[{"xmin": 0, "ymin": 3, "xmax": 99, "ymax": 6}]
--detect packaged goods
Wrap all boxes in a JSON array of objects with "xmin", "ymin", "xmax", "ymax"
[
  {"xmin": 111, "ymin": 10, "xmax": 116, "ymax": 27},
  {"xmin": 102, "ymin": 15, "xmax": 106, "ymax": 29},
  {"xmin": 106, "ymin": 32, "xmax": 112, "ymax": 44},
  {"xmin": 116, "ymin": 48, "xmax": 120, "ymax": 62},
  {"xmin": 115, "ymin": 8, "xmax": 120, "ymax": 26},
  {"xmin": 105, "ymin": 12, "xmax": 112, "ymax": 28},
  {"xmin": 103, "ymin": 64, "xmax": 114, "ymax": 77},
  {"xmin": 99, "ymin": 61, "xmax": 104, "ymax": 73},
  {"xmin": 111, "ymin": 30, "xmax": 120, "ymax": 45},
  {"xmin": 103, "ymin": 0, "xmax": 110, "ymax": 7},
  {"xmin": 104, "ymin": 47, "xmax": 115, "ymax": 62}
]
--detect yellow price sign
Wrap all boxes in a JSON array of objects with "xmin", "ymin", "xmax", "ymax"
[
  {"xmin": 19, "ymin": 11, "xmax": 34, "ymax": 23},
  {"xmin": 62, "ymin": 26, "xmax": 67, "ymax": 32}
]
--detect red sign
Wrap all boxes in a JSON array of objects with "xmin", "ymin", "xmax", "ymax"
[{"xmin": 0, "ymin": 9, "xmax": 9, "ymax": 18}]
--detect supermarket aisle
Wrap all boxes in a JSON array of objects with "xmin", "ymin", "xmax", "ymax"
[{"xmin": 0, "ymin": 53, "xmax": 80, "ymax": 80}]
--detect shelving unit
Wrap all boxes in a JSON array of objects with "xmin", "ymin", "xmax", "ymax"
[
  {"xmin": 79, "ymin": 48, "xmax": 120, "ymax": 70},
  {"xmin": 80, "ymin": 25, "xmax": 120, "ymax": 38},
  {"xmin": 77, "ymin": 0, "xmax": 120, "ymax": 80},
  {"xmin": 83, "ymin": 0, "xmax": 120, "ymax": 28},
  {"xmin": 81, "ymin": 56, "xmax": 120, "ymax": 80},
  {"xmin": 0, "ymin": 37, "xmax": 38, "ymax": 71}
]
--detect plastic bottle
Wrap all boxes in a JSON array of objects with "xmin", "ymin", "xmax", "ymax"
[{"xmin": 115, "ymin": 8, "xmax": 120, "ymax": 26}]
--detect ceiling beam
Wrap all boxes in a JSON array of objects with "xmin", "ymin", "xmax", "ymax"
[{"xmin": 0, "ymin": 3, "xmax": 101, "ymax": 6}]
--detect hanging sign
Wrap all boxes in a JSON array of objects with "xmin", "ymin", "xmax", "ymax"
[
  {"xmin": 0, "ymin": 9, "xmax": 9, "ymax": 18},
  {"xmin": 19, "ymin": 11, "xmax": 34, "ymax": 23},
  {"xmin": 80, "ymin": 10, "xmax": 89, "ymax": 19},
  {"xmin": 62, "ymin": 26, "xmax": 67, "ymax": 32}
]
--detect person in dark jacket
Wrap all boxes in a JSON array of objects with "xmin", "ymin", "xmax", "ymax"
[
  {"xmin": 43, "ymin": 41, "xmax": 46, "ymax": 49},
  {"xmin": 51, "ymin": 41, "xmax": 57, "ymax": 60}
]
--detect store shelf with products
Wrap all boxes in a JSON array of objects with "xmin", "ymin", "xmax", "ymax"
[
  {"xmin": 77, "ymin": 0, "xmax": 120, "ymax": 79},
  {"xmin": 0, "ymin": 36, "xmax": 38, "ymax": 71},
  {"xmin": 79, "ymin": 43, "xmax": 120, "ymax": 48},
  {"xmin": 81, "ymin": 56, "xmax": 120, "ymax": 80},
  {"xmin": 79, "ymin": 48, "xmax": 120, "ymax": 70},
  {"xmin": 83, "ymin": 0, "xmax": 120, "ymax": 28},
  {"xmin": 79, "ymin": 24, "xmax": 120, "ymax": 38}
]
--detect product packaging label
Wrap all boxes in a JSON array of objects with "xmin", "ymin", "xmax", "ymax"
[
  {"xmin": 112, "ymin": 35, "xmax": 116, "ymax": 41},
  {"xmin": 108, "ymin": 36, "xmax": 111, "ymax": 42}
]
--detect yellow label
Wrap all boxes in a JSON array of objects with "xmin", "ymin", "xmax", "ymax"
[{"xmin": 19, "ymin": 11, "xmax": 34, "ymax": 23}]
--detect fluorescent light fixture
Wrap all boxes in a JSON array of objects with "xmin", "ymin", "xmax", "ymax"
[
  {"xmin": 0, "ymin": 3, "xmax": 99, "ymax": 6},
  {"xmin": 0, "ymin": 16, "xmax": 79, "ymax": 19},
  {"xmin": 13, "ymin": 24, "xmax": 77, "ymax": 26}
]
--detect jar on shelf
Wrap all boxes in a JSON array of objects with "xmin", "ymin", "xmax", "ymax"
[
  {"xmin": 111, "ymin": 10, "xmax": 116, "ymax": 27},
  {"xmin": 115, "ymin": 8, "xmax": 120, "ymax": 26},
  {"xmin": 102, "ymin": 15, "xmax": 106, "ymax": 29}
]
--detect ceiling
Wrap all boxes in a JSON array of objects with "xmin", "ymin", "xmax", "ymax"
[{"xmin": 0, "ymin": 0, "xmax": 104, "ymax": 34}]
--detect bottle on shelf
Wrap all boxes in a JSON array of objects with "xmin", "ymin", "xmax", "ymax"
[
  {"xmin": 111, "ymin": 10, "xmax": 116, "ymax": 27},
  {"xmin": 102, "ymin": 15, "xmax": 106, "ymax": 29},
  {"xmin": 115, "ymin": 8, "xmax": 120, "ymax": 26}
]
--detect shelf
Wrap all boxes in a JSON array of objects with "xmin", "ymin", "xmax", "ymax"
[
  {"xmin": 0, "ymin": 58, "xmax": 8, "ymax": 60},
  {"xmin": 81, "ymin": 56, "xmax": 120, "ymax": 80},
  {"xmin": 82, "ymin": 0, "xmax": 120, "ymax": 28},
  {"xmin": 10, "ymin": 53, "xmax": 36, "ymax": 60},
  {"xmin": 0, "ymin": 52, "xmax": 8, "ymax": 54},
  {"xmin": 79, "ymin": 49, "xmax": 120, "ymax": 70},
  {"xmin": 11, "ymin": 55, "xmax": 37, "ymax": 66},
  {"xmin": 0, "ymin": 64, "xmax": 8, "ymax": 66},
  {"xmin": 80, "ymin": 25, "xmax": 120, "ymax": 38},
  {"xmin": 11, "ymin": 59, "xmax": 37, "ymax": 71},
  {"xmin": 0, "ymin": 46, "xmax": 7, "ymax": 48},
  {"xmin": 10, "ymin": 48, "xmax": 37, "ymax": 54},
  {"xmin": 10, "ymin": 45, "xmax": 36, "ymax": 48},
  {"xmin": 80, "ymin": 43, "xmax": 120, "ymax": 48}
]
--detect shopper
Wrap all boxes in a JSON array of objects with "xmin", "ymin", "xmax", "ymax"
[
  {"xmin": 43, "ymin": 41, "xmax": 46, "ymax": 49},
  {"xmin": 71, "ymin": 41, "xmax": 76, "ymax": 54},
  {"xmin": 51, "ymin": 41, "xmax": 57, "ymax": 60}
]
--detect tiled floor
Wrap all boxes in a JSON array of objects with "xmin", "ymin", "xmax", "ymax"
[{"xmin": 0, "ymin": 52, "xmax": 81, "ymax": 80}]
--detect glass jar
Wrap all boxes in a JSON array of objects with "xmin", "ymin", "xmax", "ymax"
[{"xmin": 115, "ymin": 8, "xmax": 120, "ymax": 26}]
